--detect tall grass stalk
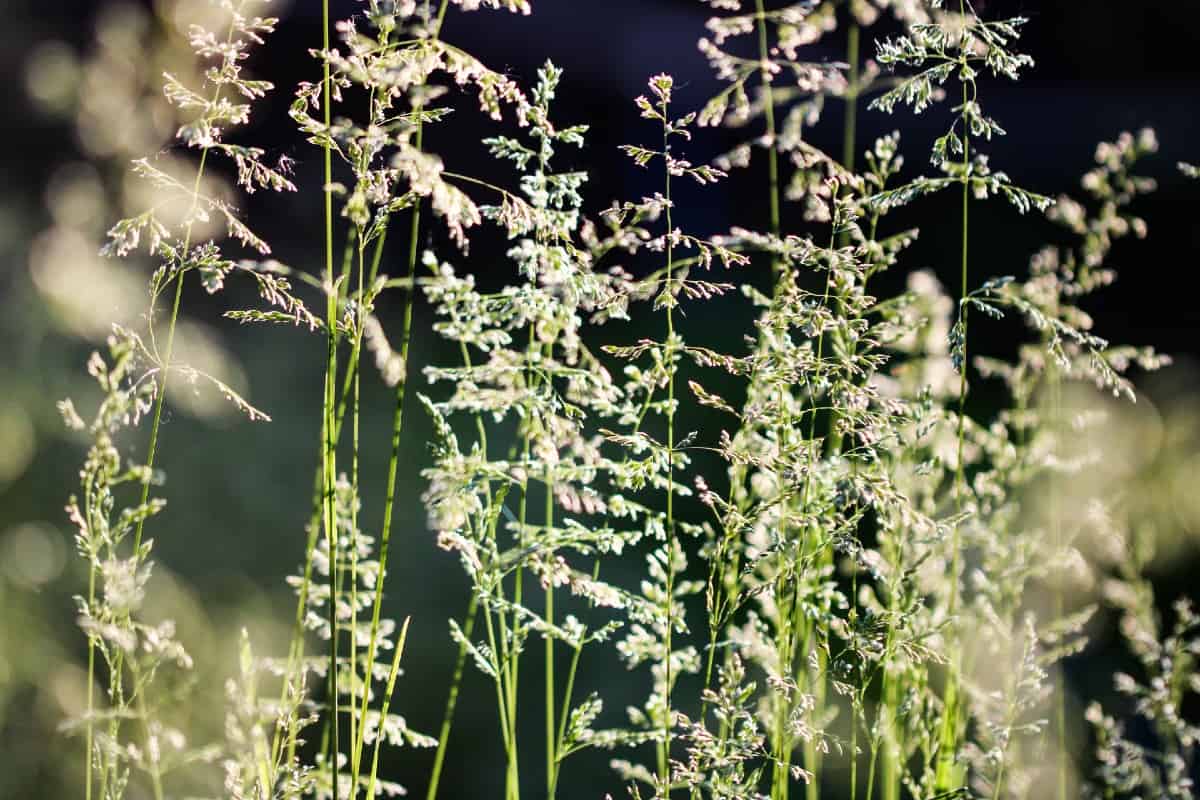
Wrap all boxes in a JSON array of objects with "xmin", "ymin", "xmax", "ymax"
[
  {"xmin": 660, "ymin": 82, "xmax": 678, "ymax": 796},
  {"xmin": 755, "ymin": 0, "xmax": 781, "ymax": 247},
  {"xmin": 1050, "ymin": 353, "xmax": 1067, "ymax": 800},
  {"xmin": 71, "ymin": 4, "xmax": 294, "ymax": 797},
  {"xmin": 365, "ymin": 617, "xmax": 412, "ymax": 800},
  {"xmin": 355, "ymin": 0, "xmax": 452, "ymax": 790},
  {"xmin": 317, "ymin": 1, "xmax": 341, "ymax": 794},
  {"xmin": 935, "ymin": 13, "xmax": 974, "ymax": 787},
  {"xmin": 88, "ymin": 8, "xmax": 262, "ymax": 799},
  {"xmin": 843, "ymin": 22, "xmax": 860, "ymax": 176}
]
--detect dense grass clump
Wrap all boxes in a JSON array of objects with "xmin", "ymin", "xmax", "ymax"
[{"xmin": 56, "ymin": 1, "xmax": 1197, "ymax": 799}]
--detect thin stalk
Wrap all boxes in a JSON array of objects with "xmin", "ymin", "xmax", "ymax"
[
  {"xmin": 425, "ymin": 594, "xmax": 478, "ymax": 800},
  {"xmin": 802, "ymin": 615, "xmax": 827, "ymax": 800},
  {"xmin": 532, "ymin": 129, "xmax": 558, "ymax": 796},
  {"xmin": 497, "ymin": 321, "xmax": 538, "ymax": 800},
  {"xmin": 549, "ymin": 561, "xmax": 600, "ymax": 799},
  {"xmin": 789, "ymin": 231, "xmax": 838, "ymax": 800},
  {"xmin": 847, "ymin": 203, "xmax": 906, "ymax": 800},
  {"xmin": 514, "ymin": 328, "xmax": 542, "ymax": 798},
  {"xmin": 99, "ymin": 10, "xmax": 234, "ymax": 783},
  {"xmin": 365, "ymin": 618, "xmax": 412, "ymax": 800},
  {"xmin": 936, "ymin": 7, "xmax": 972, "ymax": 787},
  {"xmin": 866, "ymin": 738, "xmax": 879, "ymax": 800},
  {"xmin": 699, "ymin": 626, "xmax": 719, "ymax": 726},
  {"xmin": 353, "ymin": 51, "xmax": 428, "ymax": 785},
  {"xmin": 949, "ymin": 66, "xmax": 971, "ymax": 622},
  {"xmin": 101, "ymin": 657, "xmax": 126, "ymax": 794},
  {"xmin": 279, "ymin": 425, "xmax": 330, "ymax": 773},
  {"xmin": 842, "ymin": 23, "xmax": 860, "ymax": 176},
  {"xmin": 660, "ymin": 91, "xmax": 677, "ymax": 796},
  {"xmin": 425, "ymin": 247, "xmax": 493, "ymax": 800},
  {"xmin": 276, "ymin": 233, "xmax": 371, "ymax": 764},
  {"xmin": 348, "ymin": 233, "xmax": 366, "ymax": 789},
  {"xmin": 755, "ymin": 0, "xmax": 782, "ymax": 281},
  {"xmin": 1050, "ymin": 355, "xmax": 1067, "ymax": 800},
  {"xmin": 749, "ymin": 8, "xmax": 823, "ymax": 795},
  {"xmin": 697, "ymin": 520, "xmax": 744, "ymax": 717},
  {"xmin": 544, "ymin": 483, "xmax": 556, "ymax": 798},
  {"xmin": 837, "ymin": 21, "xmax": 861, "ymax": 254},
  {"xmin": 276, "ymin": 29, "xmax": 401, "ymax": 774},
  {"xmin": 548, "ymin": 634, "xmax": 580, "ymax": 799},
  {"xmin": 485, "ymin": 583, "xmax": 521, "ymax": 800},
  {"xmin": 84, "ymin": 565, "xmax": 96, "ymax": 800},
  {"xmin": 479, "ymin": 511, "xmax": 515, "ymax": 765},
  {"xmin": 851, "ymin": 700, "xmax": 858, "ymax": 800},
  {"xmin": 474, "ymin": 453, "xmax": 517, "ymax": 793},
  {"xmin": 320, "ymin": 1, "xmax": 341, "ymax": 796},
  {"xmin": 850, "ymin": 573, "xmax": 859, "ymax": 800},
  {"xmin": 132, "ymin": 123, "xmax": 211, "ymax": 549},
  {"xmin": 456, "ymin": 333, "xmax": 520, "ymax": 800},
  {"xmin": 880, "ymin": 582, "xmax": 904, "ymax": 800},
  {"xmin": 349, "ymin": 218, "xmax": 417, "ymax": 773},
  {"xmin": 481, "ymin": 606, "xmax": 514, "ymax": 753},
  {"xmin": 127, "ymin": 0, "xmax": 241, "ymax": 577}
]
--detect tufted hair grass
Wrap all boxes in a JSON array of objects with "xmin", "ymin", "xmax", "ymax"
[{"xmin": 57, "ymin": 2, "xmax": 1195, "ymax": 799}]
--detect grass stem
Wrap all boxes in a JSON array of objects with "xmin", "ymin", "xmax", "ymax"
[
  {"xmin": 936, "ymin": 4, "xmax": 972, "ymax": 789},
  {"xmin": 660, "ymin": 86, "xmax": 678, "ymax": 797}
]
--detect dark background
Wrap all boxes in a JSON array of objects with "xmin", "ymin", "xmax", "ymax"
[{"xmin": 2, "ymin": 1, "xmax": 1199, "ymax": 798}]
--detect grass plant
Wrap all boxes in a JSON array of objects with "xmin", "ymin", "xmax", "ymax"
[{"xmin": 57, "ymin": 2, "xmax": 1193, "ymax": 799}]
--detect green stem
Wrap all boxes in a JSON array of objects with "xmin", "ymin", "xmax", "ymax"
[
  {"xmin": 1050, "ymin": 352, "xmax": 1067, "ymax": 800},
  {"xmin": 354, "ymin": 107, "xmax": 427, "ymax": 790},
  {"xmin": 790, "ymin": 233, "xmax": 838, "ymax": 800},
  {"xmin": 134, "ymin": 159, "xmax": 197, "ymax": 553},
  {"xmin": 348, "ymin": 234, "xmax": 366, "ymax": 791},
  {"xmin": 936, "ymin": 7, "xmax": 972, "ymax": 788},
  {"xmin": 488, "ymin": 579, "xmax": 521, "ymax": 800},
  {"xmin": 501, "ymin": 321, "xmax": 537, "ymax": 800},
  {"xmin": 425, "ymin": 594, "xmax": 478, "ymax": 800},
  {"xmin": 544, "ymin": 484, "xmax": 556, "ymax": 798},
  {"xmin": 278, "ymin": 319, "xmax": 373, "ymax": 769},
  {"xmin": 365, "ymin": 618, "xmax": 411, "ymax": 800},
  {"xmin": 320, "ymin": 0, "xmax": 340, "ymax": 796},
  {"xmin": 426, "ymin": 259, "xmax": 496, "ymax": 800},
  {"xmin": 456, "ymin": 331, "xmax": 519, "ymax": 800},
  {"xmin": 699, "ymin": 627, "xmax": 719, "ymax": 726},
  {"xmin": 549, "ymin": 561, "xmax": 598, "ymax": 799},
  {"xmin": 481, "ymin": 584, "xmax": 514, "ymax": 756},
  {"xmin": 478, "ymin": 559, "xmax": 519, "ymax": 800},
  {"xmin": 851, "ymin": 701, "xmax": 858, "ymax": 800},
  {"xmin": 548, "ymin": 639, "xmax": 580, "ymax": 800},
  {"xmin": 866, "ymin": 738, "xmax": 879, "ymax": 800},
  {"xmin": 278, "ymin": 431, "xmax": 329, "ymax": 773},
  {"xmin": 950, "ymin": 79, "xmax": 970, "ymax": 621},
  {"xmin": 110, "ymin": 18, "xmax": 229, "ymax": 786},
  {"xmin": 843, "ymin": 23, "xmax": 860, "ymax": 176},
  {"xmin": 660, "ymin": 92, "xmax": 677, "ymax": 797},
  {"xmin": 880, "ymin": 586, "xmax": 903, "ymax": 800},
  {"xmin": 755, "ymin": 0, "xmax": 782, "ymax": 282},
  {"xmin": 84, "ymin": 564, "xmax": 96, "ymax": 800},
  {"xmin": 836, "ymin": 20, "xmax": 860, "ymax": 256}
]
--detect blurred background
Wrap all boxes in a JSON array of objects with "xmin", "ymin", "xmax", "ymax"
[{"xmin": 2, "ymin": 0, "xmax": 1199, "ymax": 797}]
